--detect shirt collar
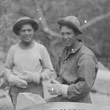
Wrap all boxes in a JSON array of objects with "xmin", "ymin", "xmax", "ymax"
[
  {"xmin": 71, "ymin": 42, "xmax": 82, "ymax": 53},
  {"xmin": 66, "ymin": 40, "xmax": 82, "ymax": 54},
  {"xmin": 62, "ymin": 40, "xmax": 83, "ymax": 60}
]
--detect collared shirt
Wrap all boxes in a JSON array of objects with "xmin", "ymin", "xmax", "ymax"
[{"xmin": 57, "ymin": 41, "xmax": 98, "ymax": 103}]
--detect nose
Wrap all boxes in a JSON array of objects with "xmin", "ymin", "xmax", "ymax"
[
  {"xmin": 25, "ymin": 30, "xmax": 29, "ymax": 35},
  {"xmin": 63, "ymin": 34, "xmax": 68, "ymax": 39}
]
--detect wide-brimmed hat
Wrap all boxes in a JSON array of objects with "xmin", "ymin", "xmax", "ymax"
[
  {"xmin": 13, "ymin": 17, "xmax": 38, "ymax": 35},
  {"xmin": 57, "ymin": 16, "xmax": 82, "ymax": 34}
]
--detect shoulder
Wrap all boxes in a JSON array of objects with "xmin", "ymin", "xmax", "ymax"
[
  {"xmin": 34, "ymin": 41, "xmax": 47, "ymax": 50},
  {"xmin": 78, "ymin": 44, "xmax": 98, "ymax": 63},
  {"xmin": 80, "ymin": 44, "xmax": 95, "ymax": 57},
  {"xmin": 8, "ymin": 43, "xmax": 19, "ymax": 52},
  {"xmin": 34, "ymin": 41, "xmax": 48, "ymax": 55}
]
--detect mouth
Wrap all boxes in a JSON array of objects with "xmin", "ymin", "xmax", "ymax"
[
  {"xmin": 64, "ymin": 40, "xmax": 71, "ymax": 46},
  {"xmin": 23, "ymin": 36, "xmax": 31, "ymax": 39},
  {"xmin": 23, "ymin": 37, "xmax": 31, "ymax": 41},
  {"xmin": 65, "ymin": 40, "xmax": 70, "ymax": 44},
  {"xmin": 24, "ymin": 37, "xmax": 30, "ymax": 40}
]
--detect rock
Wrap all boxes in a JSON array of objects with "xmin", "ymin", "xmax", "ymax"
[
  {"xmin": 16, "ymin": 93, "xmax": 46, "ymax": 110},
  {"xmin": 0, "ymin": 89, "xmax": 14, "ymax": 110},
  {"xmin": 92, "ymin": 68, "xmax": 110, "ymax": 95},
  {"xmin": 90, "ymin": 92, "xmax": 110, "ymax": 105},
  {"xmin": 91, "ymin": 62, "xmax": 110, "ymax": 105}
]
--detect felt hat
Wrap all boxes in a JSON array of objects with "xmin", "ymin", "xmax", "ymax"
[
  {"xmin": 13, "ymin": 16, "xmax": 38, "ymax": 35},
  {"xmin": 58, "ymin": 16, "xmax": 82, "ymax": 34}
]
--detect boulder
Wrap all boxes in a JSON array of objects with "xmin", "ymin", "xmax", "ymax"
[
  {"xmin": 16, "ymin": 93, "xmax": 46, "ymax": 110},
  {"xmin": 0, "ymin": 89, "xmax": 14, "ymax": 110}
]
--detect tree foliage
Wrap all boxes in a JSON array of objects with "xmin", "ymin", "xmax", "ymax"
[{"xmin": 0, "ymin": 0, "xmax": 110, "ymax": 68}]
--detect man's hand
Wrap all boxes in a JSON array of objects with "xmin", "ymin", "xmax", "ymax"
[
  {"xmin": 47, "ymin": 79, "xmax": 68, "ymax": 97},
  {"xmin": 47, "ymin": 79, "xmax": 62, "ymax": 96},
  {"xmin": 20, "ymin": 71, "xmax": 41, "ymax": 84},
  {"xmin": 18, "ymin": 72, "xmax": 32, "ymax": 83},
  {"xmin": 8, "ymin": 75, "xmax": 27, "ymax": 88}
]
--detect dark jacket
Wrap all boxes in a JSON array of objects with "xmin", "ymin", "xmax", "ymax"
[{"xmin": 56, "ymin": 42, "xmax": 98, "ymax": 103}]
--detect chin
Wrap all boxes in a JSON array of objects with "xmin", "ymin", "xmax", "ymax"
[
  {"xmin": 23, "ymin": 40, "xmax": 31, "ymax": 44},
  {"xmin": 24, "ymin": 39, "xmax": 31, "ymax": 42},
  {"xmin": 65, "ymin": 43, "xmax": 71, "ymax": 47}
]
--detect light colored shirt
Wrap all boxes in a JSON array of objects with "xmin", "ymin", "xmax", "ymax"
[{"xmin": 5, "ymin": 41, "xmax": 55, "ymax": 80}]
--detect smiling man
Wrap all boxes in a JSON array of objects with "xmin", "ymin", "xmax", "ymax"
[
  {"xmin": 4, "ymin": 17, "xmax": 55, "ymax": 109},
  {"xmin": 47, "ymin": 16, "xmax": 98, "ymax": 103}
]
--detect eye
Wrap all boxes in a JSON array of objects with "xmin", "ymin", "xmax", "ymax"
[
  {"xmin": 28, "ymin": 29, "xmax": 32, "ymax": 32},
  {"xmin": 61, "ymin": 32, "xmax": 65, "ymax": 36},
  {"xmin": 21, "ymin": 29, "xmax": 25, "ymax": 33},
  {"xmin": 66, "ymin": 32, "xmax": 71, "ymax": 35}
]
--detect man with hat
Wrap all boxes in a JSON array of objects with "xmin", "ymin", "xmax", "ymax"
[
  {"xmin": 4, "ymin": 16, "xmax": 56, "ymax": 109},
  {"xmin": 47, "ymin": 16, "xmax": 98, "ymax": 103}
]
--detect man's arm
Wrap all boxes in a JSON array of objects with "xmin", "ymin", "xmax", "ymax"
[
  {"xmin": 66, "ymin": 54, "xmax": 98, "ymax": 100},
  {"xmin": 4, "ymin": 46, "xmax": 14, "ymax": 79},
  {"xmin": 4, "ymin": 46, "xmax": 27, "ymax": 88},
  {"xmin": 40, "ymin": 45, "xmax": 56, "ymax": 81}
]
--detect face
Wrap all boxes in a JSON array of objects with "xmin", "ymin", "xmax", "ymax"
[
  {"xmin": 19, "ymin": 24, "xmax": 34, "ymax": 43},
  {"xmin": 60, "ymin": 26, "xmax": 77, "ymax": 47}
]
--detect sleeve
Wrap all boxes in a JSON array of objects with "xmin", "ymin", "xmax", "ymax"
[
  {"xmin": 40, "ymin": 45, "xmax": 56, "ymax": 80},
  {"xmin": 4, "ymin": 46, "xmax": 15, "ymax": 79},
  {"xmin": 67, "ymin": 54, "xmax": 98, "ymax": 100}
]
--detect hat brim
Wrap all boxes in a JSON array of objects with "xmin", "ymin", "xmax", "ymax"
[
  {"xmin": 13, "ymin": 19, "xmax": 38, "ymax": 35},
  {"xmin": 57, "ymin": 18, "xmax": 82, "ymax": 34}
]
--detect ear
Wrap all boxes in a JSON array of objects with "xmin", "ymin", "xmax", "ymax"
[{"xmin": 76, "ymin": 34, "xmax": 82, "ymax": 41}]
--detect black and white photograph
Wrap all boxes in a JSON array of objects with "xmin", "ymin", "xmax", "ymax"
[{"xmin": 0, "ymin": 0, "xmax": 110, "ymax": 110}]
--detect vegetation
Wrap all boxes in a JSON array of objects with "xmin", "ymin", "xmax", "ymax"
[{"xmin": 0, "ymin": 0, "xmax": 110, "ymax": 69}]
